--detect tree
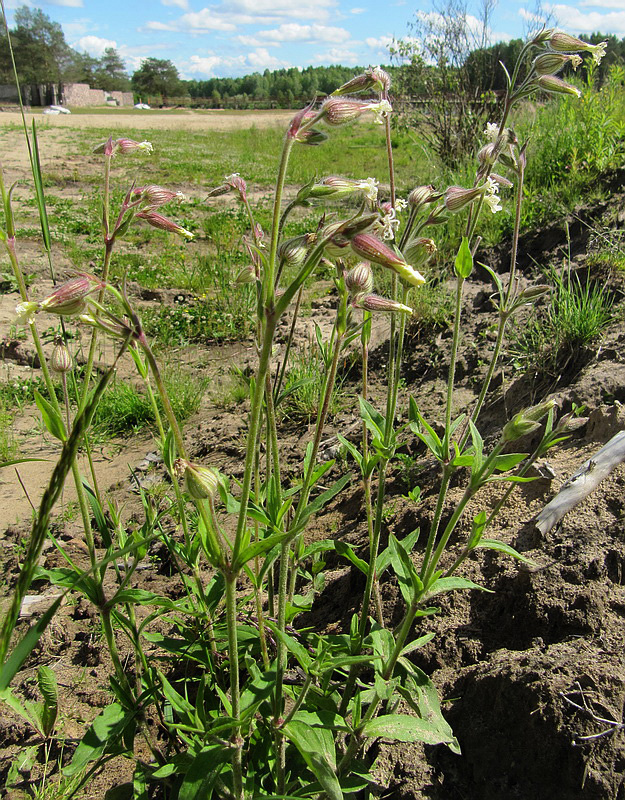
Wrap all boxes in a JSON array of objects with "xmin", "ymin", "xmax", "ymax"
[
  {"xmin": 93, "ymin": 48, "xmax": 130, "ymax": 92},
  {"xmin": 392, "ymin": 0, "xmax": 500, "ymax": 165},
  {"xmin": 132, "ymin": 58, "xmax": 185, "ymax": 104},
  {"xmin": 0, "ymin": 6, "xmax": 74, "ymax": 84}
]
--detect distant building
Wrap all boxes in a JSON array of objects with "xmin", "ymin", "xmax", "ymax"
[{"xmin": 0, "ymin": 82, "xmax": 133, "ymax": 108}]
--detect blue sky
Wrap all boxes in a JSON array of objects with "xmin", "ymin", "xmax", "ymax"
[{"xmin": 5, "ymin": 0, "xmax": 625, "ymax": 79}]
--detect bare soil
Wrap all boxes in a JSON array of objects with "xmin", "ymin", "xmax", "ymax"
[{"xmin": 1, "ymin": 119, "xmax": 625, "ymax": 799}]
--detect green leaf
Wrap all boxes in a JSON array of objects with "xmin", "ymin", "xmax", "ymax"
[
  {"xmin": 476, "ymin": 539, "xmax": 538, "ymax": 566},
  {"xmin": 283, "ymin": 720, "xmax": 342, "ymax": 800},
  {"xmin": 0, "ymin": 593, "xmax": 66, "ymax": 691},
  {"xmin": 83, "ymin": 480, "xmax": 112, "ymax": 548},
  {"xmin": 377, "ymin": 528, "xmax": 420, "ymax": 575},
  {"xmin": 292, "ymin": 473, "xmax": 351, "ymax": 535},
  {"xmin": 34, "ymin": 389, "xmax": 66, "ymax": 441},
  {"xmin": 359, "ymin": 396, "xmax": 386, "ymax": 439},
  {"xmin": 64, "ymin": 702, "xmax": 134, "ymax": 776},
  {"xmin": 0, "ymin": 457, "xmax": 49, "ymax": 469},
  {"xmin": 389, "ymin": 535, "xmax": 422, "ymax": 604},
  {"xmin": 363, "ymin": 713, "xmax": 455, "ymax": 745},
  {"xmin": 335, "ymin": 541, "xmax": 368, "ymax": 575},
  {"xmin": 234, "ymin": 529, "xmax": 292, "ymax": 571},
  {"xmin": 454, "ymin": 236, "xmax": 473, "ymax": 279},
  {"xmin": 492, "ymin": 452, "xmax": 527, "ymax": 472},
  {"xmin": 178, "ymin": 745, "xmax": 230, "ymax": 800},
  {"xmin": 468, "ymin": 510, "xmax": 487, "ymax": 549},
  {"xmin": 31, "ymin": 122, "xmax": 52, "ymax": 254},
  {"xmin": 425, "ymin": 576, "xmax": 493, "ymax": 598},
  {"xmin": 37, "ymin": 664, "xmax": 58, "ymax": 737}
]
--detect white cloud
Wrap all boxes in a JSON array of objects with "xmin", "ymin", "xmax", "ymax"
[
  {"xmin": 151, "ymin": 0, "xmax": 339, "ymax": 31},
  {"xmin": 146, "ymin": 9, "xmax": 237, "ymax": 33},
  {"xmin": 62, "ymin": 18, "xmax": 92, "ymax": 37},
  {"xmin": 237, "ymin": 23, "xmax": 351, "ymax": 47},
  {"xmin": 579, "ymin": 0, "xmax": 625, "ymax": 8},
  {"xmin": 365, "ymin": 34, "xmax": 394, "ymax": 53},
  {"xmin": 545, "ymin": 3, "xmax": 625, "ymax": 34},
  {"xmin": 184, "ymin": 53, "xmax": 246, "ymax": 75},
  {"xmin": 47, "ymin": 0, "xmax": 83, "ymax": 6},
  {"xmin": 161, "ymin": 0, "xmax": 189, "ymax": 8},
  {"xmin": 144, "ymin": 20, "xmax": 177, "ymax": 31},
  {"xmin": 247, "ymin": 47, "xmax": 290, "ymax": 68},
  {"xmin": 313, "ymin": 46, "xmax": 359, "ymax": 64},
  {"xmin": 74, "ymin": 35, "xmax": 117, "ymax": 57},
  {"xmin": 181, "ymin": 48, "xmax": 288, "ymax": 77},
  {"xmin": 350, "ymin": 7, "xmax": 365, "ymax": 13}
]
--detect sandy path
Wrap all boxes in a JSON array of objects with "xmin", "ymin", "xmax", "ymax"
[{"xmin": 0, "ymin": 109, "xmax": 295, "ymax": 131}]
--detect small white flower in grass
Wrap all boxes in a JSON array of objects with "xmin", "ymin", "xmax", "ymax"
[
  {"xmin": 395, "ymin": 198, "xmax": 408, "ymax": 212},
  {"xmin": 484, "ymin": 177, "xmax": 502, "ymax": 214}
]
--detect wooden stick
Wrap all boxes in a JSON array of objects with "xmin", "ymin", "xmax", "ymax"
[{"xmin": 535, "ymin": 431, "xmax": 625, "ymax": 534}]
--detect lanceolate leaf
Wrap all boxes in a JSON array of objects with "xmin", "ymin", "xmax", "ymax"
[
  {"xmin": 426, "ymin": 576, "xmax": 493, "ymax": 598},
  {"xmin": 362, "ymin": 714, "xmax": 455, "ymax": 745},
  {"xmin": 34, "ymin": 389, "xmax": 66, "ymax": 441},
  {"xmin": 476, "ymin": 539, "xmax": 538, "ymax": 566},
  {"xmin": 283, "ymin": 720, "xmax": 342, "ymax": 800},
  {"xmin": 178, "ymin": 745, "xmax": 230, "ymax": 800}
]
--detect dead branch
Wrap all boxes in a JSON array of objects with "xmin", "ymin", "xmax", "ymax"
[{"xmin": 534, "ymin": 431, "xmax": 625, "ymax": 535}]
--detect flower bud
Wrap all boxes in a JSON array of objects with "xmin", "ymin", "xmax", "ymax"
[
  {"xmin": 408, "ymin": 184, "xmax": 437, "ymax": 209},
  {"xmin": 322, "ymin": 97, "xmax": 392, "ymax": 126},
  {"xmin": 533, "ymin": 52, "xmax": 582, "ymax": 76},
  {"xmin": 322, "ymin": 97, "xmax": 368, "ymax": 125},
  {"xmin": 134, "ymin": 185, "xmax": 184, "ymax": 207},
  {"xmin": 503, "ymin": 400, "xmax": 557, "ymax": 442},
  {"xmin": 477, "ymin": 143, "xmax": 498, "ymax": 167},
  {"xmin": 537, "ymin": 75, "xmax": 581, "ymax": 97},
  {"xmin": 333, "ymin": 66, "xmax": 391, "ymax": 96},
  {"xmin": 517, "ymin": 284, "xmax": 551, "ymax": 302},
  {"xmin": 404, "ymin": 237, "xmax": 436, "ymax": 269},
  {"xmin": 530, "ymin": 27, "xmax": 554, "ymax": 46},
  {"xmin": 352, "ymin": 293, "xmax": 413, "ymax": 314},
  {"xmin": 295, "ymin": 128, "xmax": 329, "ymax": 146},
  {"xmin": 444, "ymin": 186, "xmax": 483, "ymax": 212},
  {"xmin": 94, "ymin": 138, "xmax": 153, "ymax": 155},
  {"xmin": 137, "ymin": 210, "xmax": 194, "ymax": 239},
  {"xmin": 177, "ymin": 459, "xmax": 220, "ymax": 500},
  {"xmin": 554, "ymin": 411, "xmax": 588, "ymax": 433},
  {"xmin": 278, "ymin": 235, "xmax": 309, "ymax": 269},
  {"xmin": 40, "ymin": 274, "xmax": 101, "ymax": 316},
  {"xmin": 234, "ymin": 265, "xmax": 256, "ymax": 285},
  {"xmin": 350, "ymin": 233, "xmax": 425, "ymax": 287},
  {"xmin": 548, "ymin": 33, "xmax": 608, "ymax": 65},
  {"xmin": 50, "ymin": 338, "xmax": 72, "ymax": 374},
  {"xmin": 345, "ymin": 262, "xmax": 374, "ymax": 296}
]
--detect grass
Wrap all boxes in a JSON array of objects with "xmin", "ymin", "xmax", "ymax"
[
  {"xmin": 92, "ymin": 364, "xmax": 208, "ymax": 435},
  {"xmin": 510, "ymin": 265, "xmax": 614, "ymax": 376}
]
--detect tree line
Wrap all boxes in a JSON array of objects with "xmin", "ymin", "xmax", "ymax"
[{"xmin": 0, "ymin": 5, "xmax": 623, "ymax": 108}]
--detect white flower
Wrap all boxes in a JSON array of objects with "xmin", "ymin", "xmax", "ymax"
[
  {"xmin": 357, "ymin": 177, "xmax": 379, "ymax": 203},
  {"xmin": 395, "ymin": 198, "xmax": 408, "ymax": 212},
  {"xmin": 591, "ymin": 41, "xmax": 607, "ymax": 65},
  {"xmin": 378, "ymin": 207, "xmax": 400, "ymax": 239},
  {"xmin": 368, "ymin": 99, "xmax": 392, "ymax": 124},
  {"xmin": 484, "ymin": 122, "xmax": 499, "ymax": 142},
  {"xmin": 483, "ymin": 177, "xmax": 502, "ymax": 214}
]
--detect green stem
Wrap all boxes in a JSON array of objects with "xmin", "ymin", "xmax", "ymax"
[{"xmin": 224, "ymin": 573, "xmax": 244, "ymax": 800}]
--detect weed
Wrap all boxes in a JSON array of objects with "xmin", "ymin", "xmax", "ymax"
[{"xmin": 511, "ymin": 266, "xmax": 614, "ymax": 376}]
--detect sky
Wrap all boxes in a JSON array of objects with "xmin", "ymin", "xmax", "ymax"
[{"xmin": 5, "ymin": 0, "xmax": 625, "ymax": 80}]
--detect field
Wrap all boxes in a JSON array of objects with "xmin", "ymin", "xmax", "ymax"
[{"xmin": 1, "ymin": 74, "xmax": 625, "ymax": 800}]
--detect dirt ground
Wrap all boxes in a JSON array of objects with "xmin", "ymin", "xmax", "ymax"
[
  {"xmin": 0, "ymin": 109, "xmax": 295, "ymax": 132},
  {"xmin": 1, "ymin": 115, "xmax": 625, "ymax": 799}
]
